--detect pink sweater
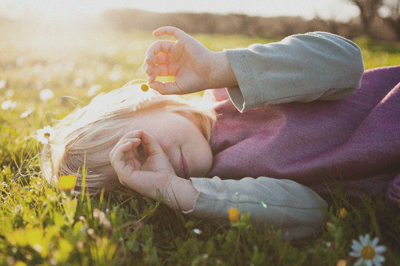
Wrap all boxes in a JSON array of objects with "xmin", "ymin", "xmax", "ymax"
[{"xmin": 206, "ymin": 66, "xmax": 400, "ymax": 204}]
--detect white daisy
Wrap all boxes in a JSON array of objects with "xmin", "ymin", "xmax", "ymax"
[
  {"xmin": 0, "ymin": 79, "xmax": 6, "ymax": 89},
  {"xmin": 349, "ymin": 234, "xmax": 386, "ymax": 266},
  {"xmin": 40, "ymin": 89, "xmax": 54, "ymax": 101},
  {"xmin": 109, "ymin": 69, "xmax": 121, "ymax": 81},
  {"xmin": 1, "ymin": 100, "xmax": 17, "ymax": 110},
  {"xmin": 36, "ymin": 126, "xmax": 55, "ymax": 144},
  {"xmin": 20, "ymin": 108, "xmax": 34, "ymax": 118},
  {"xmin": 87, "ymin": 84, "xmax": 102, "ymax": 97},
  {"xmin": 73, "ymin": 78, "xmax": 84, "ymax": 87},
  {"xmin": 192, "ymin": 229, "xmax": 202, "ymax": 235},
  {"xmin": 5, "ymin": 89, "xmax": 14, "ymax": 99}
]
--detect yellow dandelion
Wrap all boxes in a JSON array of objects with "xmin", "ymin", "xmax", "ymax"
[
  {"xmin": 141, "ymin": 83, "xmax": 149, "ymax": 92},
  {"xmin": 228, "ymin": 207, "xmax": 240, "ymax": 222},
  {"xmin": 337, "ymin": 208, "xmax": 348, "ymax": 219},
  {"xmin": 57, "ymin": 175, "xmax": 77, "ymax": 191}
]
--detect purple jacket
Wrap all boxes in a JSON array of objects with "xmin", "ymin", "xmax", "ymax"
[{"xmin": 207, "ymin": 66, "xmax": 400, "ymax": 204}]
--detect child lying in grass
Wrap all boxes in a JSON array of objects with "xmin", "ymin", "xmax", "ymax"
[{"xmin": 41, "ymin": 26, "xmax": 400, "ymax": 239}]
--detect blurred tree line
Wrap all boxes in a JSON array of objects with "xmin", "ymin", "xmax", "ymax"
[
  {"xmin": 102, "ymin": 0, "xmax": 400, "ymax": 41},
  {"xmin": 347, "ymin": 0, "xmax": 400, "ymax": 39}
]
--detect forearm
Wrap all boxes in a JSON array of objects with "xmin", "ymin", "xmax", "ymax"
[
  {"xmin": 185, "ymin": 176, "xmax": 328, "ymax": 239},
  {"xmin": 224, "ymin": 32, "xmax": 365, "ymax": 112}
]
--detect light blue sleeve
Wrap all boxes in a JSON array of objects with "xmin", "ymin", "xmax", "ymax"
[
  {"xmin": 224, "ymin": 32, "xmax": 364, "ymax": 112},
  {"xmin": 185, "ymin": 176, "xmax": 328, "ymax": 239}
]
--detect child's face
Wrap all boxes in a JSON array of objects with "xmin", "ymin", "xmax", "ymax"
[{"xmin": 118, "ymin": 110, "xmax": 213, "ymax": 179}]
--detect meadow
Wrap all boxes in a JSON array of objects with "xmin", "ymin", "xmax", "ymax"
[{"xmin": 0, "ymin": 20, "xmax": 400, "ymax": 265}]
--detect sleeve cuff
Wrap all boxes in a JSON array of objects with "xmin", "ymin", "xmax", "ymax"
[
  {"xmin": 182, "ymin": 177, "xmax": 219, "ymax": 218},
  {"xmin": 224, "ymin": 49, "xmax": 263, "ymax": 112}
]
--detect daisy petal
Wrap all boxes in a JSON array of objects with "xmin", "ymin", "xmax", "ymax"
[
  {"xmin": 359, "ymin": 235, "xmax": 366, "ymax": 245},
  {"xmin": 354, "ymin": 258, "xmax": 365, "ymax": 266},
  {"xmin": 365, "ymin": 260, "xmax": 373, "ymax": 266},
  {"xmin": 374, "ymin": 246, "xmax": 387, "ymax": 254},
  {"xmin": 371, "ymin": 237, "xmax": 379, "ymax": 247},
  {"xmin": 352, "ymin": 240, "xmax": 363, "ymax": 252},
  {"xmin": 372, "ymin": 258, "xmax": 383, "ymax": 266},
  {"xmin": 349, "ymin": 251, "xmax": 360, "ymax": 257},
  {"xmin": 363, "ymin": 234, "xmax": 370, "ymax": 245},
  {"xmin": 192, "ymin": 229, "xmax": 201, "ymax": 235},
  {"xmin": 374, "ymin": 255, "xmax": 385, "ymax": 263}
]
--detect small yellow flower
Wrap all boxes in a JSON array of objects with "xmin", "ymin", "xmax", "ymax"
[
  {"xmin": 336, "ymin": 259, "xmax": 347, "ymax": 266},
  {"xmin": 337, "ymin": 208, "xmax": 348, "ymax": 219},
  {"xmin": 228, "ymin": 207, "xmax": 240, "ymax": 222},
  {"xmin": 57, "ymin": 175, "xmax": 77, "ymax": 191},
  {"xmin": 141, "ymin": 83, "xmax": 149, "ymax": 92}
]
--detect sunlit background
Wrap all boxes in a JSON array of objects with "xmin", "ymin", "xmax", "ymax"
[
  {"xmin": 1, "ymin": 0, "xmax": 359, "ymax": 22},
  {"xmin": 0, "ymin": 0, "xmax": 398, "ymax": 107}
]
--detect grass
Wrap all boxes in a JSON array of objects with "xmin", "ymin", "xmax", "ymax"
[{"xmin": 1, "ymin": 19, "xmax": 400, "ymax": 265}]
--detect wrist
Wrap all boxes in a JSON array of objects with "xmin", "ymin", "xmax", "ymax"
[
  {"xmin": 208, "ymin": 51, "xmax": 238, "ymax": 89},
  {"xmin": 162, "ymin": 175, "xmax": 198, "ymax": 211}
]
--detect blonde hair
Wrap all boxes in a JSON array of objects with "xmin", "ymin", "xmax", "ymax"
[{"xmin": 42, "ymin": 83, "xmax": 216, "ymax": 195}]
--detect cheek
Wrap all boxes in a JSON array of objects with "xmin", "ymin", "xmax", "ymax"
[{"xmin": 187, "ymin": 135, "xmax": 213, "ymax": 177}]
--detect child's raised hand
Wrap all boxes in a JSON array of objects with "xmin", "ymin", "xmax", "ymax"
[
  {"xmin": 109, "ymin": 130, "xmax": 174, "ymax": 195},
  {"xmin": 143, "ymin": 26, "xmax": 237, "ymax": 95},
  {"xmin": 109, "ymin": 130, "xmax": 197, "ymax": 210}
]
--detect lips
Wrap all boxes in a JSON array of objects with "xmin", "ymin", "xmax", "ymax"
[{"xmin": 180, "ymin": 148, "xmax": 189, "ymax": 179}]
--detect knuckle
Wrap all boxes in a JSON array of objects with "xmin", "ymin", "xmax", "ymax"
[
  {"xmin": 115, "ymin": 171, "xmax": 126, "ymax": 185},
  {"xmin": 109, "ymin": 150, "xmax": 116, "ymax": 160},
  {"xmin": 118, "ymin": 177, "xmax": 126, "ymax": 186}
]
